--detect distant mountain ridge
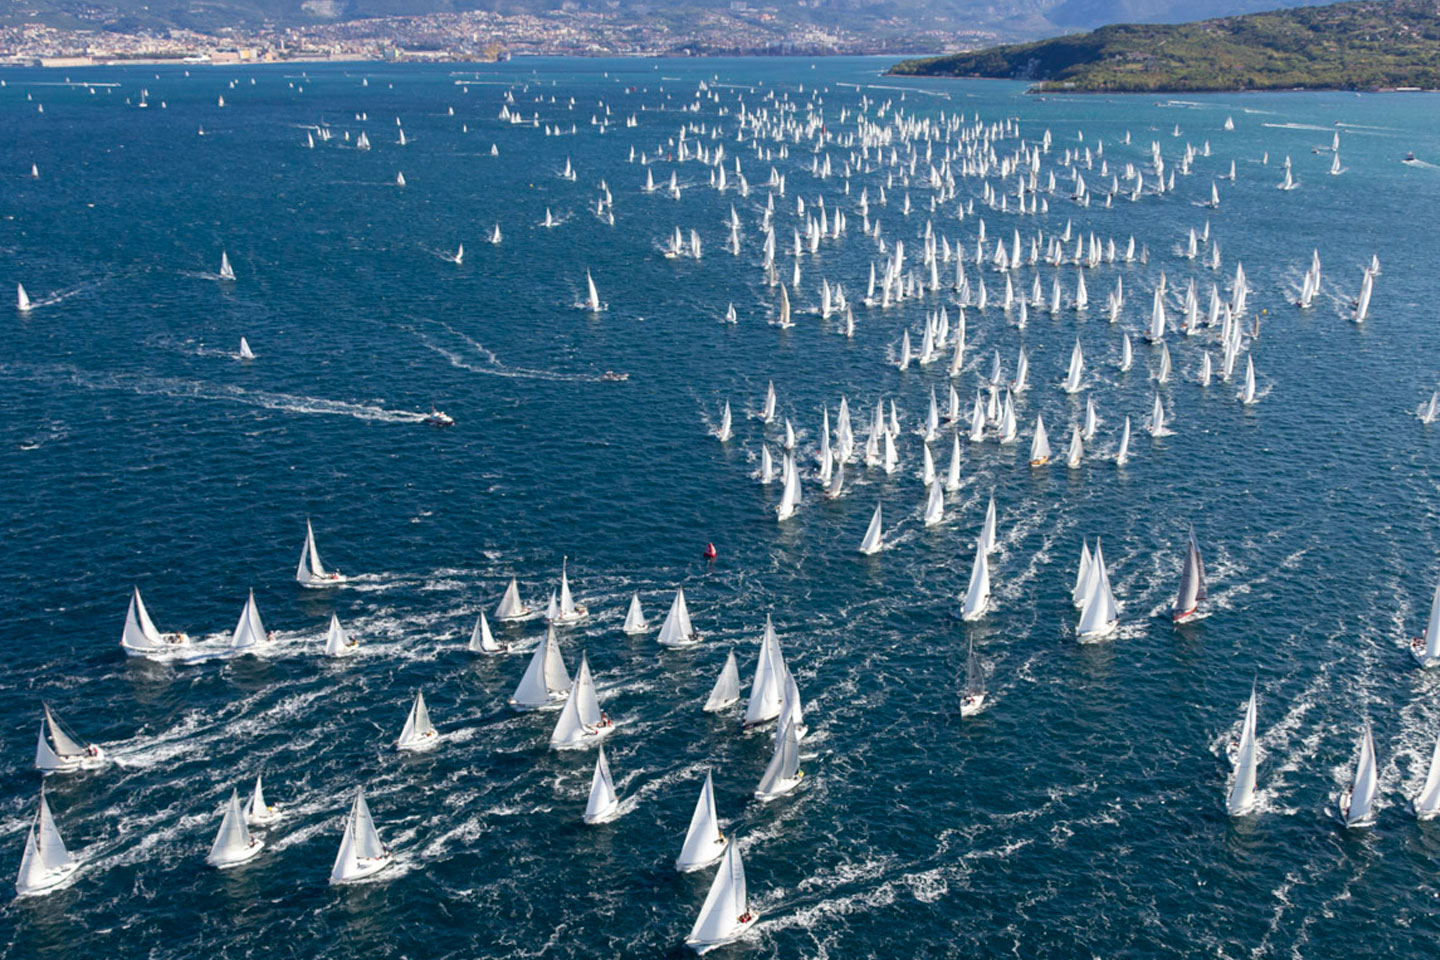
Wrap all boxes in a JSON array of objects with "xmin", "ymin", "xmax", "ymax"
[
  {"xmin": 889, "ymin": 0, "xmax": 1440, "ymax": 91},
  {"xmin": 5, "ymin": 0, "xmax": 1338, "ymax": 43}
]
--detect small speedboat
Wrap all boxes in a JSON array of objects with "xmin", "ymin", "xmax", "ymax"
[
  {"xmin": 600, "ymin": 371, "xmax": 629, "ymax": 382},
  {"xmin": 424, "ymin": 408, "xmax": 454, "ymax": 427}
]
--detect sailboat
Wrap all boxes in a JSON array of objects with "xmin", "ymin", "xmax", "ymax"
[
  {"xmin": 219, "ymin": 251, "xmax": 236, "ymax": 281},
  {"xmin": 15, "ymin": 788, "xmax": 79, "ymax": 897},
  {"xmin": 35, "ymin": 704, "xmax": 105, "ymax": 773},
  {"xmin": 685, "ymin": 838, "xmax": 757, "ymax": 953},
  {"xmin": 923, "ymin": 481, "xmax": 945, "ymax": 526},
  {"xmin": 329, "ymin": 787, "xmax": 394, "ymax": 883},
  {"xmin": 1028, "ymin": 414, "xmax": 1051, "ymax": 467},
  {"xmin": 1226, "ymin": 686, "xmax": 1260, "ymax": 816},
  {"xmin": 978, "ymin": 495, "xmax": 998, "ymax": 556},
  {"xmin": 586, "ymin": 270, "xmax": 603, "ymax": 313},
  {"xmin": 296, "ymin": 519, "xmax": 346, "ymax": 587},
  {"xmin": 755, "ymin": 720, "xmax": 804, "ymax": 801},
  {"xmin": 961, "ymin": 547, "xmax": 990, "ymax": 621},
  {"xmin": 1076, "ymin": 541, "xmax": 1119, "ymax": 641},
  {"xmin": 743, "ymin": 616, "xmax": 785, "ymax": 728},
  {"xmin": 120, "ymin": 586, "xmax": 189, "ymax": 656},
  {"xmin": 1172, "ymin": 527, "xmax": 1208, "ymax": 623},
  {"xmin": 395, "ymin": 171, "xmax": 406, "ymax": 187},
  {"xmin": 677, "ymin": 771, "xmax": 729, "ymax": 872},
  {"xmin": 717, "ymin": 402, "xmax": 733, "ymax": 442},
  {"xmin": 207, "ymin": 788, "xmax": 265, "ymax": 868},
  {"xmin": 396, "ymin": 690, "xmax": 440, "ymax": 751},
  {"xmin": 17, "ymin": 283, "xmax": 32, "ymax": 312},
  {"xmin": 1116, "ymin": 416, "xmax": 1132, "ymax": 465},
  {"xmin": 547, "ymin": 558, "xmax": 588, "ymax": 624},
  {"xmin": 551, "ymin": 651, "xmax": 613, "ymax": 749},
  {"xmin": 230, "ymin": 589, "xmax": 269, "ymax": 653},
  {"xmin": 622, "ymin": 593, "xmax": 649, "ymax": 634},
  {"xmin": 959, "ymin": 639, "xmax": 986, "ymax": 717},
  {"xmin": 494, "ymin": 577, "xmax": 532, "ymax": 621},
  {"xmin": 1353, "ymin": 268, "xmax": 1373, "ymax": 323},
  {"xmin": 657, "ymin": 587, "xmax": 701, "ymax": 647},
  {"xmin": 1412, "ymin": 730, "xmax": 1440, "ymax": 819},
  {"xmin": 1417, "ymin": 391, "xmax": 1439, "ymax": 424},
  {"xmin": 245, "ymin": 773, "xmax": 283, "ymax": 826},
  {"xmin": 238, "ymin": 337, "xmax": 255, "ymax": 360},
  {"xmin": 1336, "ymin": 724, "xmax": 1378, "ymax": 827},
  {"xmin": 582, "ymin": 746, "xmax": 621, "ymax": 824},
  {"xmin": 323, "ymin": 612, "xmax": 358, "ymax": 657},
  {"xmin": 508, "ymin": 625, "xmax": 571, "ymax": 710},
  {"xmin": 1062, "ymin": 339, "xmax": 1084, "ymax": 393},
  {"xmin": 1147, "ymin": 394, "xmax": 1166, "ymax": 437},
  {"xmin": 1411, "ymin": 580, "xmax": 1440, "ymax": 668},
  {"xmin": 704, "ymin": 651, "xmax": 741, "ymax": 712},
  {"xmin": 776, "ymin": 454, "xmax": 801, "ymax": 521},
  {"xmin": 463, "ymin": 611, "xmax": 503, "ymax": 654},
  {"xmin": 1240, "ymin": 356, "xmax": 1258, "ymax": 404},
  {"xmin": 858, "ymin": 502, "xmax": 884, "ymax": 554}
]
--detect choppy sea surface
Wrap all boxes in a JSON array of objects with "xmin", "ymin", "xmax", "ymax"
[{"xmin": 4, "ymin": 55, "xmax": 1440, "ymax": 959}]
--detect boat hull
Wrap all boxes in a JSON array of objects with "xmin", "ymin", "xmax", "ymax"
[
  {"xmin": 551, "ymin": 723, "xmax": 615, "ymax": 751},
  {"xmin": 246, "ymin": 807, "xmax": 283, "ymax": 827},
  {"xmin": 960, "ymin": 693, "xmax": 987, "ymax": 718},
  {"xmin": 676, "ymin": 837, "xmax": 730, "ymax": 874},
  {"xmin": 583, "ymin": 801, "xmax": 620, "ymax": 825},
  {"xmin": 755, "ymin": 772, "xmax": 804, "ymax": 803},
  {"xmin": 208, "ymin": 839, "xmax": 265, "ymax": 869},
  {"xmin": 1410, "ymin": 639, "xmax": 1440, "ymax": 669},
  {"xmin": 508, "ymin": 691, "xmax": 569, "ymax": 712},
  {"xmin": 397, "ymin": 732, "xmax": 441, "ymax": 753},
  {"xmin": 547, "ymin": 607, "xmax": 589, "ymax": 625},
  {"xmin": 703, "ymin": 696, "xmax": 739, "ymax": 714},
  {"xmin": 1077, "ymin": 622, "xmax": 1118, "ymax": 643},
  {"xmin": 299, "ymin": 574, "xmax": 348, "ymax": 589},
  {"xmin": 330, "ymin": 853, "xmax": 393, "ymax": 884},
  {"xmin": 15, "ymin": 862, "xmax": 79, "ymax": 897},
  {"xmin": 686, "ymin": 914, "xmax": 758, "ymax": 954}
]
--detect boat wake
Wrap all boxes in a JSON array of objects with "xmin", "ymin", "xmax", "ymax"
[
  {"xmin": 412, "ymin": 321, "xmax": 608, "ymax": 382},
  {"xmin": 0, "ymin": 362, "xmax": 431, "ymax": 423}
]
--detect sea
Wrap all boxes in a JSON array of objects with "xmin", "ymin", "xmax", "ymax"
[{"xmin": 2, "ymin": 55, "xmax": 1440, "ymax": 959}]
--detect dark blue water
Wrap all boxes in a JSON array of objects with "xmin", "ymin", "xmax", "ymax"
[{"xmin": 3, "ymin": 57, "xmax": 1440, "ymax": 959}]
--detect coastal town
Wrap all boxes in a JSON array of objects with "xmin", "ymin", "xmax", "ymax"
[{"xmin": 0, "ymin": 7, "xmax": 988, "ymax": 65}]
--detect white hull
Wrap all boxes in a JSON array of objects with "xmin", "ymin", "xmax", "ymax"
[
  {"xmin": 658, "ymin": 635, "xmax": 702, "ymax": 648},
  {"xmin": 15, "ymin": 862, "xmax": 78, "ymax": 897},
  {"xmin": 493, "ymin": 609, "xmax": 533, "ymax": 623},
  {"xmin": 298, "ymin": 573, "xmax": 348, "ymax": 589},
  {"xmin": 1077, "ymin": 622, "xmax": 1118, "ymax": 643},
  {"xmin": 622, "ymin": 623, "xmax": 649, "ymax": 636},
  {"xmin": 677, "ymin": 836, "xmax": 730, "ymax": 874},
  {"xmin": 583, "ymin": 802, "xmax": 621, "ymax": 825},
  {"xmin": 39, "ymin": 747, "xmax": 107, "ymax": 774},
  {"xmin": 754, "ymin": 772, "xmax": 803, "ymax": 803},
  {"xmin": 1410, "ymin": 638, "xmax": 1440, "ymax": 669},
  {"xmin": 703, "ymin": 695, "xmax": 739, "ymax": 713},
  {"xmin": 551, "ymin": 722, "xmax": 616, "ymax": 751},
  {"xmin": 547, "ymin": 607, "xmax": 589, "ymax": 625},
  {"xmin": 247, "ymin": 807, "xmax": 283, "ymax": 827},
  {"xmin": 397, "ymin": 730, "xmax": 441, "ymax": 753},
  {"xmin": 120, "ymin": 634, "xmax": 189, "ymax": 657},
  {"xmin": 508, "ymin": 691, "xmax": 569, "ymax": 712},
  {"xmin": 1335, "ymin": 793, "xmax": 1373, "ymax": 828},
  {"xmin": 207, "ymin": 838, "xmax": 265, "ymax": 869},
  {"xmin": 960, "ymin": 693, "xmax": 987, "ymax": 718},
  {"xmin": 330, "ymin": 853, "xmax": 394, "ymax": 884},
  {"xmin": 686, "ymin": 914, "xmax": 758, "ymax": 953}
]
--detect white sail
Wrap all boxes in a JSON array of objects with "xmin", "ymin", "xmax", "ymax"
[
  {"xmin": 1063, "ymin": 339, "xmax": 1084, "ymax": 393},
  {"xmin": 509, "ymin": 626, "xmax": 571, "ymax": 710},
  {"xmin": 325, "ymin": 612, "xmax": 357, "ymax": 657},
  {"xmin": 961, "ymin": 547, "xmax": 990, "ymax": 621},
  {"xmin": 776, "ymin": 454, "xmax": 801, "ymax": 521},
  {"xmin": 246, "ymin": 773, "xmax": 281, "ymax": 825},
  {"xmin": 1116, "ymin": 416, "xmax": 1132, "ymax": 465},
  {"xmin": 1076, "ymin": 541, "xmax": 1119, "ymax": 641},
  {"xmin": 1413, "ymin": 730, "xmax": 1440, "ymax": 819},
  {"xmin": 743, "ymin": 616, "xmax": 785, "ymax": 727},
  {"xmin": 582, "ymin": 745, "xmax": 620, "ymax": 823},
  {"xmin": 704, "ymin": 651, "xmax": 741, "ymax": 712},
  {"xmin": 1072, "ymin": 540, "xmax": 1093, "ymax": 607},
  {"xmin": 238, "ymin": 337, "xmax": 255, "ymax": 360},
  {"xmin": 622, "ymin": 593, "xmax": 649, "ymax": 634},
  {"xmin": 467, "ymin": 611, "xmax": 503, "ymax": 654},
  {"xmin": 959, "ymin": 638, "xmax": 986, "ymax": 717},
  {"xmin": 122, "ymin": 586, "xmax": 183, "ymax": 655},
  {"xmin": 1414, "ymin": 580, "xmax": 1440, "ymax": 667},
  {"xmin": 685, "ymin": 840, "xmax": 756, "ymax": 952},
  {"xmin": 1148, "ymin": 394, "xmax": 1166, "ymax": 436},
  {"xmin": 17, "ymin": 283, "xmax": 32, "ymax": 312},
  {"xmin": 207, "ymin": 788, "xmax": 263, "ymax": 868},
  {"xmin": 755, "ymin": 720, "xmax": 803, "ymax": 801},
  {"xmin": 1353, "ymin": 268, "xmax": 1372, "ymax": 323},
  {"xmin": 1241, "ymin": 356, "xmax": 1257, "ymax": 404},
  {"xmin": 859, "ymin": 502, "xmax": 883, "ymax": 554},
  {"xmin": 979, "ymin": 495, "xmax": 998, "ymax": 555},
  {"xmin": 230, "ymin": 589, "xmax": 267, "ymax": 651},
  {"xmin": 1065, "ymin": 425, "xmax": 1083, "ymax": 468},
  {"xmin": 397, "ymin": 689, "xmax": 439, "ymax": 751},
  {"xmin": 1227, "ymin": 687, "xmax": 1259, "ymax": 816},
  {"xmin": 550, "ymin": 558, "xmax": 587, "ymax": 623},
  {"xmin": 584, "ymin": 270, "xmax": 602, "ymax": 313},
  {"xmin": 1339, "ymin": 724, "xmax": 1378, "ymax": 826},
  {"xmin": 495, "ymin": 577, "xmax": 530, "ymax": 621},
  {"xmin": 923, "ymin": 480, "xmax": 944, "ymax": 526},
  {"xmin": 945, "ymin": 435, "xmax": 963, "ymax": 491},
  {"xmin": 677, "ymin": 771, "xmax": 729, "ymax": 872},
  {"xmin": 551, "ymin": 652, "xmax": 610, "ymax": 748},
  {"xmin": 16, "ymin": 789, "xmax": 77, "ymax": 896},
  {"xmin": 657, "ymin": 587, "xmax": 699, "ymax": 647},
  {"xmin": 717, "ymin": 402, "xmax": 733, "ymax": 442},
  {"xmin": 330, "ymin": 787, "xmax": 392, "ymax": 883},
  {"xmin": 1029, "ymin": 414, "xmax": 1051, "ymax": 466},
  {"xmin": 295, "ymin": 519, "xmax": 343, "ymax": 586},
  {"xmin": 219, "ymin": 251, "xmax": 235, "ymax": 281}
]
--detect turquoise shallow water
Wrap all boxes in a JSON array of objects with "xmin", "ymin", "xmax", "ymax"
[{"xmin": 3, "ymin": 56, "xmax": 1440, "ymax": 959}]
